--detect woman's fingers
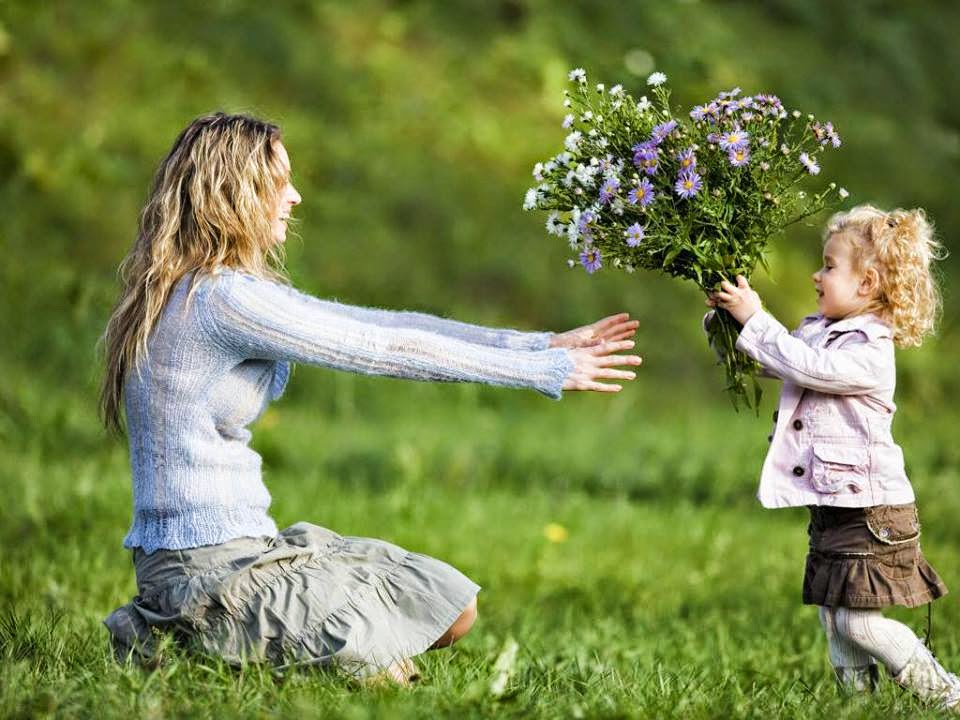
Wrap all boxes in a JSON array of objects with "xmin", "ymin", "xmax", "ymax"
[
  {"xmin": 592, "ymin": 367, "xmax": 637, "ymax": 380},
  {"xmin": 607, "ymin": 330, "xmax": 637, "ymax": 342},
  {"xmin": 589, "ymin": 339, "xmax": 635, "ymax": 356},
  {"xmin": 562, "ymin": 378, "xmax": 622, "ymax": 392},
  {"xmin": 592, "ymin": 353, "xmax": 642, "ymax": 368},
  {"xmin": 595, "ymin": 313, "xmax": 631, "ymax": 329},
  {"xmin": 601, "ymin": 320, "xmax": 639, "ymax": 339}
]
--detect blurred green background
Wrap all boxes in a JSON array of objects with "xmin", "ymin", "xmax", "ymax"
[{"xmin": 2, "ymin": 1, "xmax": 959, "ymax": 717}]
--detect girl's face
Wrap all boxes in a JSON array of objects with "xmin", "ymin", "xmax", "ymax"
[
  {"xmin": 272, "ymin": 142, "xmax": 302, "ymax": 244},
  {"xmin": 811, "ymin": 233, "xmax": 875, "ymax": 320}
]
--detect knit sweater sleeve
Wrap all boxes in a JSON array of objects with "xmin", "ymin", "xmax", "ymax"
[
  {"xmin": 309, "ymin": 300, "xmax": 554, "ymax": 351},
  {"xmin": 197, "ymin": 271, "xmax": 574, "ymax": 399}
]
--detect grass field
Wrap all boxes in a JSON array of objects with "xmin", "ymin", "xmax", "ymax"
[{"xmin": 3, "ymin": 371, "xmax": 959, "ymax": 719}]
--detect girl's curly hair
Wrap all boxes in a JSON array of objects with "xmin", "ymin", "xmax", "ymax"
[{"xmin": 825, "ymin": 204, "xmax": 947, "ymax": 348}]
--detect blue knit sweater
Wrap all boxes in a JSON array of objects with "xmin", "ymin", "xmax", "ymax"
[{"xmin": 122, "ymin": 269, "xmax": 574, "ymax": 553}]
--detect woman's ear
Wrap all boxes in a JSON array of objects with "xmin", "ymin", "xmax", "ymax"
[{"xmin": 859, "ymin": 267, "xmax": 881, "ymax": 297}]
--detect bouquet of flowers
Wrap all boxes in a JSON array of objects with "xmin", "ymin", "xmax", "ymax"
[{"xmin": 524, "ymin": 69, "xmax": 845, "ymax": 410}]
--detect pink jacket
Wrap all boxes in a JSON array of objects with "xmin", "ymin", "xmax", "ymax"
[{"xmin": 733, "ymin": 309, "xmax": 914, "ymax": 509}]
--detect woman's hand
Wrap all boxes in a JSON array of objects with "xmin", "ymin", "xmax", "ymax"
[
  {"xmin": 562, "ymin": 340, "xmax": 641, "ymax": 392},
  {"xmin": 706, "ymin": 275, "xmax": 762, "ymax": 325},
  {"xmin": 550, "ymin": 313, "xmax": 639, "ymax": 349}
]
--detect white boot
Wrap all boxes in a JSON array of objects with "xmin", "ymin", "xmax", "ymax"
[
  {"xmin": 835, "ymin": 664, "xmax": 879, "ymax": 693},
  {"xmin": 894, "ymin": 642, "xmax": 960, "ymax": 711}
]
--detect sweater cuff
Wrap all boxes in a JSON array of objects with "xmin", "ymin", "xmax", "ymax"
[{"xmin": 539, "ymin": 348, "xmax": 574, "ymax": 399}]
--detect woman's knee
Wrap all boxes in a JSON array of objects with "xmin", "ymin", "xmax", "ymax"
[{"xmin": 433, "ymin": 597, "xmax": 477, "ymax": 648}]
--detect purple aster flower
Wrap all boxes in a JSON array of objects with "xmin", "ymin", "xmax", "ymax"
[
  {"xmin": 598, "ymin": 177, "xmax": 620, "ymax": 204},
  {"xmin": 719, "ymin": 128, "xmax": 750, "ymax": 151},
  {"xmin": 580, "ymin": 246, "xmax": 602, "ymax": 273},
  {"xmin": 690, "ymin": 105, "xmax": 707, "ymax": 122},
  {"xmin": 632, "ymin": 142, "xmax": 660, "ymax": 176},
  {"xmin": 799, "ymin": 152, "xmax": 821, "ymax": 175},
  {"xmin": 624, "ymin": 223, "xmax": 646, "ymax": 248},
  {"xmin": 674, "ymin": 169, "xmax": 703, "ymax": 199},
  {"xmin": 703, "ymin": 103, "xmax": 721, "ymax": 124},
  {"xmin": 728, "ymin": 146, "xmax": 750, "ymax": 167},
  {"xmin": 717, "ymin": 87, "xmax": 742, "ymax": 100},
  {"xmin": 676, "ymin": 147, "xmax": 697, "ymax": 171},
  {"xmin": 627, "ymin": 177, "xmax": 656, "ymax": 207},
  {"xmin": 577, "ymin": 209, "xmax": 597, "ymax": 241},
  {"xmin": 651, "ymin": 119, "xmax": 678, "ymax": 143},
  {"xmin": 706, "ymin": 132, "xmax": 721, "ymax": 145}
]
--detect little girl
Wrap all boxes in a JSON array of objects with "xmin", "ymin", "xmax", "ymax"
[{"xmin": 708, "ymin": 205, "xmax": 959, "ymax": 709}]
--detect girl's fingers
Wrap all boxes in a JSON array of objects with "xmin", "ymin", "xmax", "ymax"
[{"xmin": 720, "ymin": 279, "xmax": 736, "ymax": 293}]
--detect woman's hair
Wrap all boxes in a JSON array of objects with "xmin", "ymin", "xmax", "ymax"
[
  {"xmin": 99, "ymin": 112, "xmax": 290, "ymax": 434},
  {"xmin": 825, "ymin": 204, "xmax": 946, "ymax": 348}
]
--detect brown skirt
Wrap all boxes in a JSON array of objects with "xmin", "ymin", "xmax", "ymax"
[{"xmin": 803, "ymin": 503, "xmax": 948, "ymax": 609}]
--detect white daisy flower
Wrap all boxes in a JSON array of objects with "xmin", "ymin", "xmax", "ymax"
[
  {"xmin": 545, "ymin": 211, "xmax": 564, "ymax": 235},
  {"xmin": 564, "ymin": 131, "xmax": 583, "ymax": 152},
  {"xmin": 568, "ymin": 68, "xmax": 587, "ymax": 83},
  {"xmin": 562, "ymin": 113, "xmax": 574, "ymax": 129},
  {"xmin": 609, "ymin": 84, "xmax": 623, "ymax": 96},
  {"xmin": 532, "ymin": 162, "xmax": 544, "ymax": 181},
  {"xmin": 646, "ymin": 71, "xmax": 667, "ymax": 87},
  {"xmin": 637, "ymin": 96, "xmax": 652, "ymax": 112},
  {"xmin": 582, "ymin": 110, "xmax": 593, "ymax": 122},
  {"xmin": 522, "ymin": 188, "xmax": 538, "ymax": 211}
]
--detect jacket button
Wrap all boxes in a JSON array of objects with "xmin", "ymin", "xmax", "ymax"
[
  {"xmin": 768, "ymin": 434, "xmax": 773, "ymax": 443},
  {"xmin": 773, "ymin": 411, "xmax": 779, "ymax": 422},
  {"xmin": 793, "ymin": 465, "xmax": 805, "ymax": 477},
  {"xmin": 793, "ymin": 419, "xmax": 803, "ymax": 430}
]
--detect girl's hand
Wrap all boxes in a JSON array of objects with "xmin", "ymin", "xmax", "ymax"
[
  {"xmin": 550, "ymin": 313, "xmax": 639, "ymax": 349},
  {"xmin": 562, "ymin": 340, "xmax": 642, "ymax": 392},
  {"xmin": 707, "ymin": 275, "xmax": 762, "ymax": 325}
]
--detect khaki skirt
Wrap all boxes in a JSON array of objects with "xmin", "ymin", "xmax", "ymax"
[
  {"xmin": 803, "ymin": 503, "xmax": 947, "ymax": 609},
  {"xmin": 103, "ymin": 522, "xmax": 479, "ymax": 675}
]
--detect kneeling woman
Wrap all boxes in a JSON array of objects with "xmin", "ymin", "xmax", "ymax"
[{"xmin": 100, "ymin": 113, "xmax": 641, "ymax": 682}]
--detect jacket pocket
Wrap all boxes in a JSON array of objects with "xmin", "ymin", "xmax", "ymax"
[{"xmin": 811, "ymin": 443, "xmax": 869, "ymax": 494}]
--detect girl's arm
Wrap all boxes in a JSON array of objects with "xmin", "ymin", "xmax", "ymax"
[
  {"xmin": 197, "ymin": 271, "xmax": 577, "ymax": 397},
  {"xmin": 734, "ymin": 309, "xmax": 893, "ymax": 395}
]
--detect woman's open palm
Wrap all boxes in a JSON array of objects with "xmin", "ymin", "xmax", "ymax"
[{"xmin": 562, "ymin": 340, "xmax": 641, "ymax": 392}]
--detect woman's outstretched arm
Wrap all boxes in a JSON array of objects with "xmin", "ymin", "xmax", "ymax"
[
  {"xmin": 293, "ymin": 300, "xmax": 638, "ymax": 353},
  {"xmin": 197, "ymin": 270, "xmax": 639, "ymax": 399}
]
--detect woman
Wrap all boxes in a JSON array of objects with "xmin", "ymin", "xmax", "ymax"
[{"xmin": 101, "ymin": 113, "xmax": 641, "ymax": 682}]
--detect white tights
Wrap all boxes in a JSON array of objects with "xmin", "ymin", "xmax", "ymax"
[{"xmin": 819, "ymin": 606, "xmax": 921, "ymax": 675}]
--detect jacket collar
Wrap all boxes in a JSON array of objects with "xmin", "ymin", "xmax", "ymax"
[{"xmin": 806, "ymin": 312, "xmax": 893, "ymax": 343}]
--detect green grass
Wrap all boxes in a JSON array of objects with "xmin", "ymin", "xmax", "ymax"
[{"xmin": 3, "ymin": 374, "xmax": 959, "ymax": 718}]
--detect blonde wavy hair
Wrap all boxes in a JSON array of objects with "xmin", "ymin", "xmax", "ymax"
[
  {"xmin": 99, "ymin": 112, "xmax": 290, "ymax": 434},
  {"xmin": 825, "ymin": 204, "xmax": 946, "ymax": 348}
]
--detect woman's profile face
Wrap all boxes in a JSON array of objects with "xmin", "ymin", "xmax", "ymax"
[{"xmin": 272, "ymin": 142, "xmax": 302, "ymax": 244}]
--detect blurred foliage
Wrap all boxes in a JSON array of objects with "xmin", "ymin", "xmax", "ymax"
[{"xmin": 0, "ymin": 0, "xmax": 958, "ymax": 452}]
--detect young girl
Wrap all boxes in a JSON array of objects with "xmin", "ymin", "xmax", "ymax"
[
  {"xmin": 708, "ymin": 205, "xmax": 959, "ymax": 709},
  {"xmin": 100, "ymin": 113, "xmax": 642, "ymax": 683}
]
